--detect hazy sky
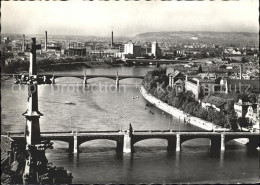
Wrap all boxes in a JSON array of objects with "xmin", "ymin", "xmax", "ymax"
[{"xmin": 2, "ymin": 0, "xmax": 259, "ymax": 37}]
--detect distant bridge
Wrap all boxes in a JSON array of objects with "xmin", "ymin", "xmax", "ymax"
[
  {"xmin": 3, "ymin": 73, "xmax": 145, "ymax": 85},
  {"xmin": 4, "ymin": 127, "xmax": 259, "ymax": 154},
  {"xmin": 125, "ymin": 59, "xmax": 190, "ymax": 67}
]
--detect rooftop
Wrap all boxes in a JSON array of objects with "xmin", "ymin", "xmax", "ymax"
[{"xmin": 202, "ymin": 95, "xmax": 226, "ymax": 107}]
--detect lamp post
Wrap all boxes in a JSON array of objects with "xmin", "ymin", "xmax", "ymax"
[{"xmin": 178, "ymin": 116, "xmax": 181, "ymax": 134}]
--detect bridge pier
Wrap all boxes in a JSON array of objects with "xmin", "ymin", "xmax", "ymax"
[
  {"xmin": 83, "ymin": 72, "xmax": 87, "ymax": 86},
  {"xmin": 51, "ymin": 74, "xmax": 55, "ymax": 85},
  {"xmin": 221, "ymin": 134, "xmax": 225, "ymax": 151},
  {"xmin": 176, "ymin": 134, "xmax": 181, "ymax": 152},
  {"xmin": 83, "ymin": 76, "xmax": 87, "ymax": 85},
  {"xmin": 73, "ymin": 134, "xmax": 79, "ymax": 154},
  {"xmin": 115, "ymin": 76, "xmax": 119, "ymax": 87},
  {"xmin": 123, "ymin": 124, "xmax": 133, "ymax": 153},
  {"xmin": 123, "ymin": 131, "xmax": 132, "ymax": 153},
  {"xmin": 43, "ymin": 76, "xmax": 47, "ymax": 84}
]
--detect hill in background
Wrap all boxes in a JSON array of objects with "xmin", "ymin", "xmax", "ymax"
[{"xmin": 132, "ymin": 31, "xmax": 258, "ymax": 46}]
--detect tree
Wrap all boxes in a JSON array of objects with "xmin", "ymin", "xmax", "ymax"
[
  {"xmin": 241, "ymin": 57, "xmax": 248, "ymax": 63},
  {"xmin": 248, "ymin": 93, "xmax": 257, "ymax": 103},
  {"xmin": 237, "ymin": 117, "xmax": 250, "ymax": 130},
  {"xmin": 213, "ymin": 111, "xmax": 226, "ymax": 127},
  {"xmin": 224, "ymin": 110, "xmax": 238, "ymax": 131},
  {"xmin": 224, "ymin": 101, "xmax": 234, "ymax": 113},
  {"xmin": 226, "ymin": 110, "xmax": 238, "ymax": 131},
  {"xmin": 170, "ymin": 97, "xmax": 180, "ymax": 107},
  {"xmin": 197, "ymin": 65, "xmax": 203, "ymax": 73},
  {"xmin": 207, "ymin": 109, "xmax": 215, "ymax": 122},
  {"xmin": 238, "ymin": 94, "xmax": 250, "ymax": 102}
]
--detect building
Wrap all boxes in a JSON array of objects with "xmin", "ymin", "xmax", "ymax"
[
  {"xmin": 124, "ymin": 41, "xmax": 134, "ymax": 55},
  {"xmin": 201, "ymin": 95, "xmax": 226, "ymax": 112},
  {"xmin": 151, "ymin": 41, "xmax": 161, "ymax": 58},
  {"xmin": 123, "ymin": 40, "xmax": 141, "ymax": 59},
  {"xmin": 68, "ymin": 42, "xmax": 86, "ymax": 56},
  {"xmin": 3, "ymin": 37, "xmax": 10, "ymax": 44},
  {"xmin": 245, "ymin": 104, "xmax": 259, "ymax": 126},
  {"xmin": 197, "ymin": 73, "xmax": 216, "ymax": 80},
  {"xmin": 234, "ymin": 99, "xmax": 252, "ymax": 118},
  {"xmin": 185, "ymin": 78, "xmax": 200, "ymax": 100},
  {"xmin": 167, "ymin": 67, "xmax": 186, "ymax": 88},
  {"xmin": 173, "ymin": 79, "xmax": 185, "ymax": 94},
  {"xmin": 185, "ymin": 77, "xmax": 216, "ymax": 100}
]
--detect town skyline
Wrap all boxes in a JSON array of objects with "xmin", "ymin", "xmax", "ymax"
[{"xmin": 2, "ymin": 0, "xmax": 259, "ymax": 36}]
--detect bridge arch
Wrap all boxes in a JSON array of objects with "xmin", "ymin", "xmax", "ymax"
[
  {"xmin": 225, "ymin": 137, "xmax": 250, "ymax": 144},
  {"xmin": 42, "ymin": 137, "xmax": 71, "ymax": 144},
  {"xmin": 118, "ymin": 78, "xmax": 143, "ymax": 84},
  {"xmin": 48, "ymin": 140, "xmax": 70, "ymax": 148},
  {"xmin": 132, "ymin": 137, "xmax": 170, "ymax": 146},
  {"xmin": 180, "ymin": 135, "xmax": 219, "ymax": 145},
  {"xmin": 86, "ymin": 77, "xmax": 116, "ymax": 82},
  {"xmin": 78, "ymin": 137, "xmax": 121, "ymax": 147},
  {"xmin": 180, "ymin": 137, "xmax": 212, "ymax": 146},
  {"xmin": 53, "ymin": 76, "xmax": 84, "ymax": 81},
  {"xmin": 119, "ymin": 77, "xmax": 143, "ymax": 80}
]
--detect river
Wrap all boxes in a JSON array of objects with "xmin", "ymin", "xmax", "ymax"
[{"xmin": 1, "ymin": 66, "xmax": 259, "ymax": 183}]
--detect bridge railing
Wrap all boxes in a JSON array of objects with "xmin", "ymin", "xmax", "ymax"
[
  {"xmin": 1, "ymin": 129, "xmax": 249, "ymax": 136},
  {"xmin": 134, "ymin": 130, "xmax": 214, "ymax": 133},
  {"xmin": 77, "ymin": 130, "xmax": 122, "ymax": 133}
]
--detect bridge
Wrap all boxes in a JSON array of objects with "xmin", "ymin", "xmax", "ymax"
[
  {"xmin": 4, "ymin": 126, "xmax": 259, "ymax": 154},
  {"xmin": 125, "ymin": 59, "xmax": 190, "ymax": 67},
  {"xmin": 3, "ymin": 73, "xmax": 145, "ymax": 85}
]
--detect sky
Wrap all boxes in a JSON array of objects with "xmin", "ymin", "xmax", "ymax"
[{"xmin": 1, "ymin": 0, "xmax": 259, "ymax": 37}]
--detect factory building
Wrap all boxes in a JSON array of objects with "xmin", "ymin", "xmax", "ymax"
[
  {"xmin": 151, "ymin": 41, "xmax": 161, "ymax": 58},
  {"xmin": 122, "ymin": 40, "xmax": 141, "ymax": 59},
  {"xmin": 68, "ymin": 42, "xmax": 86, "ymax": 56}
]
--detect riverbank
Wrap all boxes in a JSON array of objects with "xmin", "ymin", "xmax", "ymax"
[
  {"xmin": 140, "ymin": 86, "xmax": 250, "ymax": 145},
  {"xmin": 3, "ymin": 61, "xmax": 121, "ymax": 74}
]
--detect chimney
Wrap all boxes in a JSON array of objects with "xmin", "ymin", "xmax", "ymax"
[
  {"xmin": 45, "ymin": 31, "xmax": 47, "ymax": 51},
  {"xmin": 22, "ymin": 34, "xmax": 25, "ymax": 52},
  {"xmin": 239, "ymin": 64, "xmax": 243, "ymax": 80},
  {"xmin": 111, "ymin": 31, "xmax": 113, "ymax": 48}
]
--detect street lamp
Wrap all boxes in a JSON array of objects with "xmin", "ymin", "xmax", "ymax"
[{"xmin": 178, "ymin": 116, "xmax": 181, "ymax": 134}]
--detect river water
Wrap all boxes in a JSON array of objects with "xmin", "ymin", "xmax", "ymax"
[{"xmin": 1, "ymin": 67, "xmax": 259, "ymax": 183}]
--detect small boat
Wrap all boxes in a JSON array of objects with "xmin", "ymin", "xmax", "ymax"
[{"xmin": 65, "ymin": 101, "xmax": 76, "ymax": 105}]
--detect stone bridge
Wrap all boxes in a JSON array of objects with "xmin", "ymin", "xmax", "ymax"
[
  {"xmin": 4, "ymin": 127, "xmax": 259, "ymax": 154},
  {"xmin": 3, "ymin": 73, "xmax": 145, "ymax": 85}
]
